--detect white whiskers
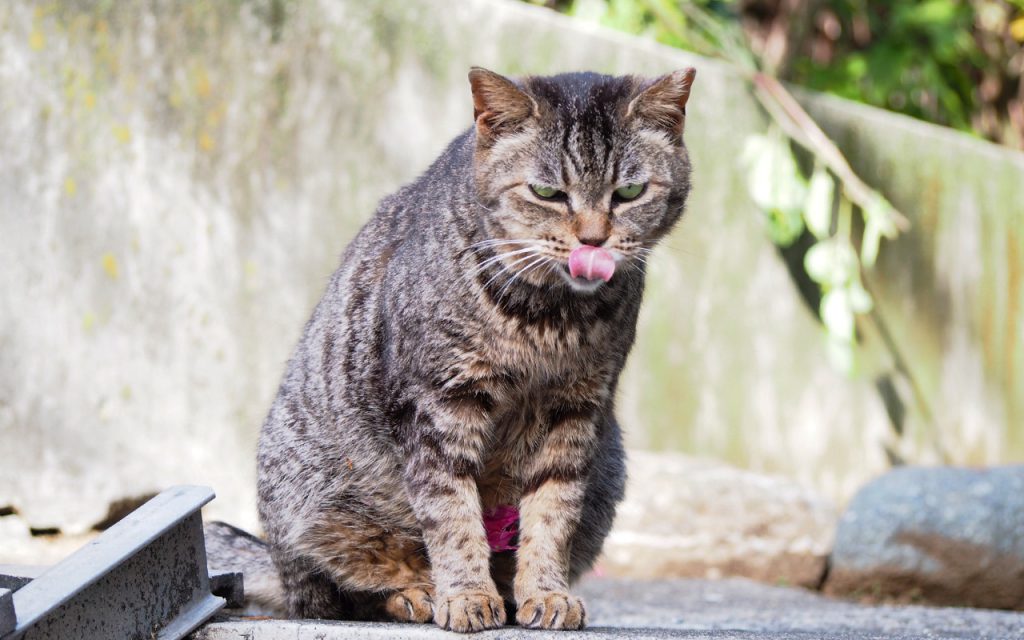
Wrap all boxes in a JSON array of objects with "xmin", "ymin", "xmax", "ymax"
[
  {"xmin": 480, "ymin": 251, "xmax": 544, "ymax": 290},
  {"xmin": 494, "ymin": 254, "xmax": 553, "ymax": 300},
  {"xmin": 466, "ymin": 246, "xmax": 540, "ymax": 279}
]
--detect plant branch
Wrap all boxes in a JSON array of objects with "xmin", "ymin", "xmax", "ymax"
[{"xmin": 751, "ymin": 72, "xmax": 910, "ymax": 231}]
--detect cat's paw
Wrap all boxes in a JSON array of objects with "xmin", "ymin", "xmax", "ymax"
[
  {"xmin": 384, "ymin": 587, "xmax": 434, "ymax": 623},
  {"xmin": 516, "ymin": 591, "xmax": 586, "ymax": 630},
  {"xmin": 434, "ymin": 591, "xmax": 506, "ymax": 633}
]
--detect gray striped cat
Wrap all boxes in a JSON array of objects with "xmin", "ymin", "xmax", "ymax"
[{"xmin": 207, "ymin": 66, "xmax": 695, "ymax": 632}]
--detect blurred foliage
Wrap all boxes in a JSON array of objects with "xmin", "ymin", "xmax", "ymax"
[{"xmin": 533, "ymin": 0, "xmax": 1024, "ymax": 149}]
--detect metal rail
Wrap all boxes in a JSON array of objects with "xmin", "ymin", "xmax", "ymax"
[{"xmin": 0, "ymin": 485, "xmax": 226, "ymax": 640}]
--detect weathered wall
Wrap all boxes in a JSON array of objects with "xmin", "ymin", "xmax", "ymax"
[
  {"xmin": 0, "ymin": 0, "xmax": 1020, "ymax": 532},
  {"xmin": 804, "ymin": 96, "xmax": 1024, "ymax": 464}
]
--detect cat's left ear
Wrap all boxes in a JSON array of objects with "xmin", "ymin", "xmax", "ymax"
[
  {"xmin": 627, "ymin": 68, "xmax": 697, "ymax": 138},
  {"xmin": 468, "ymin": 67, "xmax": 538, "ymax": 142}
]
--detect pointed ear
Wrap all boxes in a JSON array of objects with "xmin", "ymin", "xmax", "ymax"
[
  {"xmin": 627, "ymin": 68, "xmax": 696, "ymax": 138},
  {"xmin": 468, "ymin": 67, "xmax": 538, "ymax": 140}
]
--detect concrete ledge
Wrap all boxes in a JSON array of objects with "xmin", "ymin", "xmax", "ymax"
[
  {"xmin": 190, "ymin": 578, "xmax": 1024, "ymax": 640},
  {"xmin": 192, "ymin": 621, "xmax": 835, "ymax": 639}
]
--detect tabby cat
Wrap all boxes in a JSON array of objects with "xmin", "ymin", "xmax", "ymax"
[{"xmin": 207, "ymin": 66, "xmax": 696, "ymax": 632}]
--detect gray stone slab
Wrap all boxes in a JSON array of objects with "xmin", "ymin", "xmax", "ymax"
[{"xmin": 191, "ymin": 578, "xmax": 1024, "ymax": 640}]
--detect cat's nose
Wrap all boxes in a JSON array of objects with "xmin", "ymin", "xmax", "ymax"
[
  {"xmin": 575, "ymin": 216, "xmax": 611, "ymax": 247},
  {"xmin": 577, "ymin": 232, "xmax": 610, "ymax": 247}
]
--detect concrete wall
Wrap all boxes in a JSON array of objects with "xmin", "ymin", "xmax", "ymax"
[
  {"xmin": 0, "ymin": 0, "xmax": 1020, "ymax": 532},
  {"xmin": 805, "ymin": 96, "xmax": 1024, "ymax": 464}
]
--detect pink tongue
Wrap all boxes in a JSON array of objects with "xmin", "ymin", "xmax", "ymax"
[{"xmin": 568, "ymin": 245, "xmax": 616, "ymax": 282}]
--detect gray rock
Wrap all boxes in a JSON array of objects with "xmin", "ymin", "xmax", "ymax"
[{"xmin": 825, "ymin": 465, "xmax": 1024, "ymax": 609}]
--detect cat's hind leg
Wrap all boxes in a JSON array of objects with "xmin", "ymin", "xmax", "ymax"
[
  {"xmin": 295, "ymin": 515, "xmax": 438, "ymax": 623},
  {"xmin": 275, "ymin": 544, "xmax": 435, "ymax": 623},
  {"xmin": 384, "ymin": 587, "xmax": 435, "ymax": 623}
]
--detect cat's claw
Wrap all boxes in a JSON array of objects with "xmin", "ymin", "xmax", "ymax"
[
  {"xmin": 385, "ymin": 587, "xmax": 434, "ymax": 623},
  {"xmin": 434, "ymin": 591, "xmax": 506, "ymax": 633},
  {"xmin": 516, "ymin": 592, "xmax": 586, "ymax": 630}
]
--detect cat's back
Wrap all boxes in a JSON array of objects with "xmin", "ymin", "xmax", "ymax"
[
  {"xmin": 315, "ymin": 129, "xmax": 490, "ymax": 338},
  {"xmin": 267, "ymin": 130, "xmax": 479, "ymax": 413},
  {"xmin": 255, "ymin": 128, "xmax": 482, "ymax": 530},
  {"xmin": 346, "ymin": 129, "xmax": 476, "ymax": 261}
]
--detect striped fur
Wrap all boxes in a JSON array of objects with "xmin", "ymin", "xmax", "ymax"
[{"xmin": 234, "ymin": 67, "xmax": 696, "ymax": 632}]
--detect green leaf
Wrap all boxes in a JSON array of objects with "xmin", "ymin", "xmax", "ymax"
[
  {"xmin": 742, "ymin": 132, "xmax": 808, "ymax": 246},
  {"xmin": 741, "ymin": 133, "xmax": 806, "ymax": 214},
  {"xmin": 821, "ymin": 290, "xmax": 855, "ymax": 341},
  {"xmin": 826, "ymin": 334, "xmax": 856, "ymax": 375},
  {"xmin": 804, "ymin": 239, "xmax": 858, "ymax": 286},
  {"xmin": 861, "ymin": 195, "xmax": 899, "ymax": 268},
  {"xmin": 767, "ymin": 207, "xmax": 805, "ymax": 247},
  {"xmin": 861, "ymin": 217, "xmax": 883, "ymax": 268},
  {"xmin": 847, "ymin": 281, "xmax": 874, "ymax": 314},
  {"xmin": 863, "ymin": 194, "xmax": 898, "ymax": 234},
  {"xmin": 804, "ymin": 166, "xmax": 834, "ymax": 239}
]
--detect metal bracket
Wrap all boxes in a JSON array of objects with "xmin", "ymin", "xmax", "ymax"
[
  {"xmin": 0, "ymin": 564, "xmax": 243, "ymax": 613},
  {"xmin": 0, "ymin": 567, "xmax": 44, "ymax": 593},
  {"xmin": 0, "ymin": 485, "xmax": 226, "ymax": 640},
  {"xmin": 0, "ymin": 590, "xmax": 13, "ymax": 637}
]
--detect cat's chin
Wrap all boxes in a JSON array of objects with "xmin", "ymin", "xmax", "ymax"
[{"xmin": 556, "ymin": 267, "xmax": 607, "ymax": 294}]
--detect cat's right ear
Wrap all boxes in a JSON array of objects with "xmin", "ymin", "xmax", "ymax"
[
  {"xmin": 627, "ymin": 68, "xmax": 697, "ymax": 139},
  {"xmin": 468, "ymin": 67, "xmax": 538, "ymax": 142}
]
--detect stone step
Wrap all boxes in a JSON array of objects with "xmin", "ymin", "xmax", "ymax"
[{"xmin": 190, "ymin": 578, "xmax": 1024, "ymax": 640}]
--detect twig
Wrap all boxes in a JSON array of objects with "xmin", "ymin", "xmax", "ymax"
[{"xmin": 751, "ymin": 72, "xmax": 910, "ymax": 231}]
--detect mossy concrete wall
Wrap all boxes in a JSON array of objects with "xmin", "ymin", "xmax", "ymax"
[
  {"xmin": 804, "ymin": 96, "xmax": 1024, "ymax": 464},
  {"xmin": 0, "ymin": 0, "xmax": 1020, "ymax": 532}
]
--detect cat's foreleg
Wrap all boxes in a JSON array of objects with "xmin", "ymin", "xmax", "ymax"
[
  {"xmin": 513, "ymin": 399, "xmax": 601, "ymax": 630},
  {"xmin": 402, "ymin": 400, "xmax": 506, "ymax": 633}
]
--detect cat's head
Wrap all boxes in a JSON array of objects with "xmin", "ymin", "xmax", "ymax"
[{"xmin": 468, "ymin": 67, "xmax": 695, "ymax": 294}]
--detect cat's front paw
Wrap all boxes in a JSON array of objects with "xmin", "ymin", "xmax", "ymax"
[
  {"xmin": 384, "ymin": 587, "xmax": 434, "ymax": 623},
  {"xmin": 516, "ymin": 591, "xmax": 586, "ymax": 630},
  {"xmin": 434, "ymin": 590, "xmax": 506, "ymax": 633}
]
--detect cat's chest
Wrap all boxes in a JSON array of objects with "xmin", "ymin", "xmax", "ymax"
[
  {"xmin": 475, "ymin": 392, "xmax": 551, "ymax": 507},
  {"xmin": 473, "ymin": 330, "xmax": 611, "ymax": 501},
  {"xmin": 479, "ymin": 313, "xmax": 611, "ymax": 381}
]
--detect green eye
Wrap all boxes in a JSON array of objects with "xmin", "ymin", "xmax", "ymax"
[
  {"xmin": 614, "ymin": 183, "xmax": 646, "ymax": 201},
  {"xmin": 529, "ymin": 184, "xmax": 565, "ymax": 200}
]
